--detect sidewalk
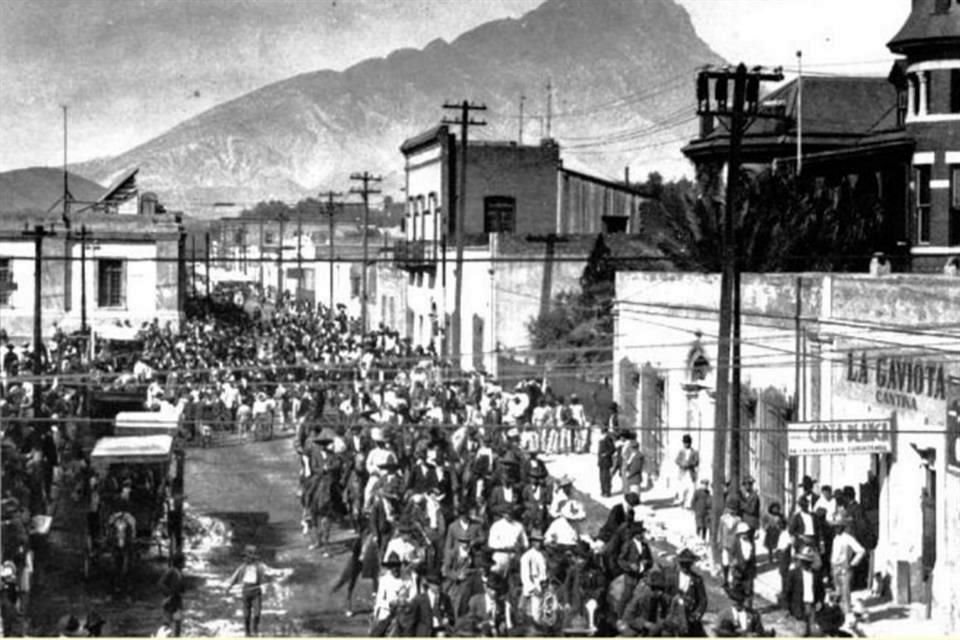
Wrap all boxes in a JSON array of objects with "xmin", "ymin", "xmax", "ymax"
[{"xmin": 543, "ymin": 452, "xmax": 948, "ymax": 637}]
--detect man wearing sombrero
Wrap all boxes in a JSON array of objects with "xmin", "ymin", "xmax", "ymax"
[
  {"xmin": 714, "ymin": 582, "xmax": 771, "ymax": 637},
  {"xmin": 225, "ymin": 545, "xmax": 271, "ymax": 637},
  {"xmin": 668, "ymin": 548, "xmax": 708, "ymax": 637}
]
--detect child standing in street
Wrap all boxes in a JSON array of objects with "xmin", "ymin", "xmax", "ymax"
[{"xmin": 691, "ymin": 479, "xmax": 711, "ymax": 541}]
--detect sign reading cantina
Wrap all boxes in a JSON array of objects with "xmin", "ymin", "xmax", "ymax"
[{"xmin": 846, "ymin": 351, "xmax": 946, "ymax": 410}]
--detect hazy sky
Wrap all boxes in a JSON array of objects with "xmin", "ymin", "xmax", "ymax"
[{"xmin": 0, "ymin": 0, "xmax": 910, "ymax": 172}]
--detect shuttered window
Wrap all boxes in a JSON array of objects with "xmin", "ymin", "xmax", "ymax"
[{"xmin": 97, "ymin": 259, "xmax": 125, "ymax": 308}]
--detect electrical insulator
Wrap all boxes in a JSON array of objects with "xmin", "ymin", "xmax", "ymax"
[
  {"xmin": 696, "ymin": 73, "xmax": 709, "ymax": 111},
  {"xmin": 715, "ymin": 76, "xmax": 728, "ymax": 112},
  {"xmin": 746, "ymin": 76, "xmax": 760, "ymax": 112}
]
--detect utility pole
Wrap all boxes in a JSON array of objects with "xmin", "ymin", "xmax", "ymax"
[
  {"xmin": 350, "ymin": 173, "xmax": 382, "ymax": 334},
  {"xmin": 296, "ymin": 209, "xmax": 303, "ymax": 302},
  {"xmin": 277, "ymin": 212, "xmax": 286, "ymax": 304},
  {"xmin": 258, "ymin": 216, "xmax": 265, "ymax": 293},
  {"xmin": 204, "ymin": 232, "xmax": 211, "ymax": 298},
  {"xmin": 23, "ymin": 224, "xmax": 56, "ymax": 419},
  {"xmin": 175, "ymin": 214, "xmax": 186, "ymax": 318},
  {"xmin": 79, "ymin": 225, "xmax": 91, "ymax": 335},
  {"xmin": 696, "ymin": 63, "xmax": 783, "ymax": 562},
  {"xmin": 518, "ymin": 94, "xmax": 526, "ymax": 145},
  {"xmin": 191, "ymin": 235, "xmax": 197, "ymax": 295},
  {"xmin": 442, "ymin": 100, "xmax": 487, "ymax": 372},
  {"xmin": 320, "ymin": 191, "xmax": 343, "ymax": 312},
  {"xmin": 545, "ymin": 79, "xmax": 553, "ymax": 139}
]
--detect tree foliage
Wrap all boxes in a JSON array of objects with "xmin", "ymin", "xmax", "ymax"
[{"xmin": 527, "ymin": 235, "xmax": 616, "ymax": 368}]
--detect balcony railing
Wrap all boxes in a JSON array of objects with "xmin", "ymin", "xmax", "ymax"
[{"xmin": 394, "ymin": 239, "xmax": 436, "ymax": 271}]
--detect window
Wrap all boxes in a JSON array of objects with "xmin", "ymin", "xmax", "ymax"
[
  {"xmin": 0, "ymin": 258, "xmax": 13, "ymax": 306},
  {"xmin": 951, "ymin": 70, "xmax": 960, "ymax": 114},
  {"xmin": 897, "ymin": 88, "xmax": 908, "ymax": 127},
  {"xmin": 97, "ymin": 259, "xmax": 125, "ymax": 308},
  {"xmin": 951, "ymin": 166, "xmax": 960, "ymax": 245},
  {"xmin": 602, "ymin": 216, "xmax": 628, "ymax": 233},
  {"xmin": 916, "ymin": 165, "xmax": 932, "ymax": 244},
  {"xmin": 264, "ymin": 231, "xmax": 275, "ymax": 245},
  {"xmin": 483, "ymin": 196, "xmax": 516, "ymax": 233}
]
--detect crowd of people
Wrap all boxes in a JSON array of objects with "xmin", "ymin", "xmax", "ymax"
[{"xmin": 0, "ymin": 286, "xmax": 882, "ymax": 637}]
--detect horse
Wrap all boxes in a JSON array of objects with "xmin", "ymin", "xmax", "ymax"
[
  {"xmin": 332, "ymin": 528, "xmax": 381, "ymax": 617},
  {"xmin": 105, "ymin": 510, "xmax": 136, "ymax": 594}
]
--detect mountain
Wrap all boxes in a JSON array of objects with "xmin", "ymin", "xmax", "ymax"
[
  {"xmin": 73, "ymin": 0, "xmax": 724, "ymax": 216},
  {"xmin": 0, "ymin": 167, "xmax": 104, "ymax": 215}
]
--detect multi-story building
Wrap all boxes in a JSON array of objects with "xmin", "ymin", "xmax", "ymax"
[
  {"xmin": 683, "ymin": 0, "xmax": 960, "ymax": 273},
  {"xmin": 0, "ymin": 169, "xmax": 182, "ymax": 341}
]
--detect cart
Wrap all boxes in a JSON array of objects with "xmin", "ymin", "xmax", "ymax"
[{"xmin": 84, "ymin": 435, "xmax": 182, "ymax": 582}]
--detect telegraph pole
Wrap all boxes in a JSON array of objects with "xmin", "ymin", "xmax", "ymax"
[
  {"xmin": 320, "ymin": 190, "xmax": 343, "ymax": 312},
  {"xmin": 442, "ymin": 100, "xmax": 487, "ymax": 371},
  {"xmin": 696, "ymin": 62, "xmax": 783, "ymax": 561},
  {"xmin": 79, "ymin": 225, "xmax": 91, "ymax": 335},
  {"xmin": 24, "ymin": 224, "xmax": 56, "ymax": 418},
  {"xmin": 296, "ymin": 209, "xmax": 303, "ymax": 302},
  {"xmin": 350, "ymin": 173, "xmax": 382, "ymax": 334},
  {"xmin": 545, "ymin": 80, "xmax": 553, "ymax": 139},
  {"xmin": 518, "ymin": 94, "xmax": 526, "ymax": 145},
  {"xmin": 258, "ymin": 216, "xmax": 265, "ymax": 293},
  {"xmin": 277, "ymin": 212, "xmax": 286, "ymax": 304},
  {"xmin": 204, "ymin": 232, "xmax": 211, "ymax": 298}
]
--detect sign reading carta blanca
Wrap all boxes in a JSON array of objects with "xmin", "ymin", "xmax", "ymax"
[{"xmin": 787, "ymin": 419, "xmax": 893, "ymax": 456}]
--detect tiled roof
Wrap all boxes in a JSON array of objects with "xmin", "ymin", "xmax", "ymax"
[{"xmin": 889, "ymin": 0, "xmax": 960, "ymax": 53}]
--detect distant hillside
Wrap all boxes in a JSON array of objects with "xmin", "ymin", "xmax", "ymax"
[
  {"xmin": 73, "ymin": 0, "xmax": 724, "ymax": 213},
  {"xmin": 0, "ymin": 167, "xmax": 104, "ymax": 215}
]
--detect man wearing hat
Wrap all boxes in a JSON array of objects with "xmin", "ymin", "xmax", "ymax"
[
  {"xmin": 617, "ymin": 517, "xmax": 654, "ymax": 615},
  {"xmin": 371, "ymin": 551, "xmax": 418, "ymax": 636},
  {"xmin": 545, "ymin": 499, "xmax": 588, "ymax": 549},
  {"xmin": 619, "ymin": 570, "xmax": 671, "ymax": 637},
  {"xmin": 714, "ymin": 583, "xmax": 770, "ymax": 637},
  {"xmin": 666, "ymin": 549, "xmax": 707, "ymax": 637},
  {"xmin": 548, "ymin": 474, "xmax": 575, "ymax": 519},
  {"xmin": 622, "ymin": 438, "xmax": 645, "ymax": 496},
  {"xmin": 718, "ymin": 494, "xmax": 743, "ymax": 589},
  {"xmin": 785, "ymin": 544, "xmax": 823, "ymax": 635},
  {"xmin": 674, "ymin": 434, "xmax": 700, "ymax": 509},
  {"xmin": 520, "ymin": 465, "xmax": 551, "ymax": 532},
  {"xmin": 828, "ymin": 514, "xmax": 865, "ymax": 617},
  {"xmin": 486, "ymin": 475, "xmax": 521, "ymax": 521},
  {"xmin": 597, "ymin": 422, "xmax": 617, "ymax": 498},
  {"xmin": 739, "ymin": 476, "xmax": 761, "ymax": 535},
  {"xmin": 412, "ymin": 570, "xmax": 455, "ymax": 637},
  {"xmin": 519, "ymin": 531, "xmax": 548, "ymax": 623},
  {"xmin": 226, "ymin": 545, "xmax": 270, "ymax": 637},
  {"xmin": 598, "ymin": 492, "xmax": 641, "ymax": 542},
  {"xmin": 364, "ymin": 427, "xmax": 397, "ymax": 510},
  {"xmin": 461, "ymin": 572, "xmax": 512, "ymax": 637},
  {"xmin": 729, "ymin": 522, "xmax": 757, "ymax": 607},
  {"xmin": 788, "ymin": 495, "xmax": 822, "ymax": 551},
  {"xmin": 486, "ymin": 504, "xmax": 527, "ymax": 576},
  {"xmin": 444, "ymin": 503, "xmax": 483, "ymax": 559},
  {"xmin": 158, "ymin": 552, "xmax": 186, "ymax": 637}
]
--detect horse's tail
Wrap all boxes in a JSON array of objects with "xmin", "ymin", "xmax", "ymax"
[{"xmin": 331, "ymin": 535, "xmax": 363, "ymax": 594}]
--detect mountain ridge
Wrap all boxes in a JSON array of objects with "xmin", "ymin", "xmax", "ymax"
[{"xmin": 72, "ymin": 0, "xmax": 725, "ymax": 216}]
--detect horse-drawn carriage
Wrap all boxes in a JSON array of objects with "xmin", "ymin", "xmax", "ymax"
[{"xmin": 83, "ymin": 435, "xmax": 183, "ymax": 586}]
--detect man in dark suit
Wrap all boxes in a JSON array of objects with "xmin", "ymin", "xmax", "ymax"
[
  {"xmin": 412, "ymin": 571, "xmax": 455, "ymax": 637},
  {"xmin": 598, "ymin": 492, "xmax": 640, "ymax": 542},
  {"xmin": 617, "ymin": 521, "xmax": 654, "ymax": 615},
  {"xmin": 597, "ymin": 424, "xmax": 617, "ymax": 497},
  {"xmin": 714, "ymin": 583, "xmax": 771, "ymax": 637},
  {"xmin": 618, "ymin": 571, "xmax": 671, "ymax": 636},
  {"xmin": 458, "ymin": 572, "xmax": 510, "ymax": 637},
  {"xmin": 739, "ymin": 477, "xmax": 761, "ymax": 535},
  {"xmin": 666, "ymin": 548, "xmax": 708, "ymax": 637}
]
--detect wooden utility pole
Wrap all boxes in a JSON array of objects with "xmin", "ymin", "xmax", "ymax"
[
  {"xmin": 79, "ymin": 225, "xmax": 91, "ymax": 335},
  {"xmin": 277, "ymin": 212, "xmax": 286, "ymax": 304},
  {"xmin": 258, "ymin": 216, "xmax": 265, "ymax": 293},
  {"xmin": 23, "ymin": 224, "xmax": 56, "ymax": 418},
  {"xmin": 518, "ymin": 94, "xmax": 526, "ymax": 145},
  {"xmin": 545, "ymin": 79, "xmax": 553, "ymax": 139},
  {"xmin": 319, "ymin": 191, "xmax": 343, "ymax": 312},
  {"xmin": 442, "ymin": 100, "xmax": 487, "ymax": 371},
  {"xmin": 696, "ymin": 63, "xmax": 783, "ymax": 562},
  {"xmin": 350, "ymin": 173, "xmax": 382, "ymax": 334},
  {"xmin": 296, "ymin": 209, "xmax": 303, "ymax": 302},
  {"xmin": 204, "ymin": 232, "xmax": 211, "ymax": 298}
]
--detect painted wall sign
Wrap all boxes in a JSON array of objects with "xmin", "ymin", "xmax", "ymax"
[
  {"xmin": 846, "ymin": 351, "xmax": 945, "ymax": 411},
  {"xmin": 787, "ymin": 419, "xmax": 893, "ymax": 456},
  {"xmin": 948, "ymin": 378, "xmax": 960, "ymax": 473}
]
